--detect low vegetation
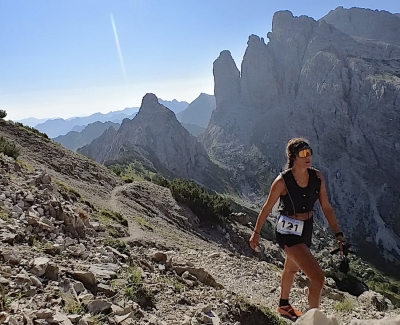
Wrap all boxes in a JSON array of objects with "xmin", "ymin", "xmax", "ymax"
[
  {"xmin": 107, "ymin": 161, "xmax": 156, "ymax": 183},
  {"xmin": 96, "ymin": 209, "xmax": 128, "ymax": 238},
  {"xmin": 153, "ymin": 177, "xmax": 232, "ymax": 225},
  {"xmin": 0, "ymin": 207, "xmax": 10, "ymax": 222},
  {"xmin": 13, "ymin": 121, "xmax": 49, "ymax": 139},
  {"xmin": 54, "ymin": 179, "xmax": 82, "ymax": 201},
  {"xmin": 333, "ymin": 298, "xmax": 355, "ymax": 312},
  {"xmin": 122, "ymin": 266, "xmax": 156, "ymax": 308},
  {"xmin": 0, "ymin": 136, "xmax": 20, "ymax": 160},
  {"xmin": 169, "ymin": 178, "xmax": 232, "ymax": 225},
  {"xmin": 62, "ymin": 293, "xmax": 84, "ymax": 314},
  {"xmin": 108, "ymin": 161, "xmax": 233, "ymax": 225},
  {"xmin": 0, "ymin": 285, "xmax": 12, "ymax": 311}
]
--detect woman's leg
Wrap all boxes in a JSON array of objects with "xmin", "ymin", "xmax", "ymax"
[
  {"xmin": 284, "ymin": 243, "xmax": 325, "ymax": 308},
  {"xmin": 280, "ymin": 255, "xmax": 300, "ymax": 301}
]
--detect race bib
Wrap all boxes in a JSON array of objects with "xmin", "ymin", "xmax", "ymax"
[{"xmin": 276, "ymin": 215, "xmax": 304, "ymax": 236}]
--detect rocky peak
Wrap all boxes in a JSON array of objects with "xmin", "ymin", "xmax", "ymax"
[
  {"xmin": 240, "ymin": 35, "xmax": 275, "ymax": 109},
  {"xmin": 139, "ymin": 93, "xmax": 167, "ymax": 112},
  {"xmin": 322, "ymin": 6, "xmax": 400, "ymax": 46},
  {"xmin": 213, "ymin": 50, "xmax": 241, "ymax": 108},
  {"xmin": 78, "ymin": 94, "xmax": 223, "ymax": 189}
]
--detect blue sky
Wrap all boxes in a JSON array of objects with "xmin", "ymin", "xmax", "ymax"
[{"xmin": 1, "ymin": 1, "xmax": 399, "ymax": 120}]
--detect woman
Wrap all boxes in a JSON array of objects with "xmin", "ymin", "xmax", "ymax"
[{"xmin": 249, "ymin": 138, "xmax": 346, "ymax": 320}]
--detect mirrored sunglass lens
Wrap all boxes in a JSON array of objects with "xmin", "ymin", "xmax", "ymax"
[{"xmin": 298, "ymin": 149, "xmax": 311, "ymax": 157}]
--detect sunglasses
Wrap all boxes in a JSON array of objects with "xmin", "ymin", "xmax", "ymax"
[{"xmin": 297, "ymin": 148, "xmax": 313, "ymax": 158}]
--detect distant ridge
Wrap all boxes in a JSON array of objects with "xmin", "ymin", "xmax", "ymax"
[{"xmin": 53, "ymin": 121, "xmax": 120, "ymax": 151}]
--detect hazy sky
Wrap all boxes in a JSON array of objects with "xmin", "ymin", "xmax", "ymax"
[{"xmin": 1, "ymin": 1, "xmax": 399, "ymax": 120}]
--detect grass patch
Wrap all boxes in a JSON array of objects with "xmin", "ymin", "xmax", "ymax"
[
  {"xmin": 160, "ymin": 276, "xmax": 185, "ymax": 293},
  {"xmin": 17, "ymin": 158, "xmax": 34, "ymax": 172},
  {"xmin": 0, "ymin": 285, "xmax": 13, "ymax": 311},
  {"xmin": 54, "ymin": 179, "xmax": 82, "ymax": 200},
  {"xmin": 0, "ymin": 207, "xmax": 10, "ymax": 222},
  {"xmin": 122, "ymin": 266, "xmax": 156, "ymax": 308},
  {"xmin": 107, "ymin": 162, "xmax": 157, "ymax": 183},
  {"xmin": 135, "ymin": 216, "xmax": 154, "ymax": 231},
  {"xmin": 99, "ymin": 209, "xmax": 128, "ymax": 227},
  {"xmin": 62, "ymin": 293, "xmax": 84, "ymax": 314},
  {"xmin": 333, "ymin": 298, "xmax": 355, "ymax": 312},
  {"xmin": 96, "ymin": 209, "xmax": 129, "ymax": 238}
]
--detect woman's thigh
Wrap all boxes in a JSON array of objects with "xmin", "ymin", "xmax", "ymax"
[{"xmin": 284, "ymin": 243, "xmax": 324, "ymax": 281}]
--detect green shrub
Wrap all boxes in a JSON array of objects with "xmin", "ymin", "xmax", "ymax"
[
  {"xmin": 151, "ymin": 174, "xmax": 170, "ymax": 188},
  {"xmin": 0, "ymin": 110, "xmax": 6, "ymax": 119},
  {"xmin": 0, "ymin": 136, "xmax": 20, "ymax": 159},
  {"xmin": 169, "ymin": 178, "xmax": 231, "ymax": 224}
]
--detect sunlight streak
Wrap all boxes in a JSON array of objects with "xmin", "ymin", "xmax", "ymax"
[{"xmin": 110, "ymin": 13, "xmax": 128, "ymax": 84}]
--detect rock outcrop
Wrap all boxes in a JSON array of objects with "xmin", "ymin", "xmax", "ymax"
[{"xmin": 201, "ymin": 8, "xmax": 400, "ymax": 267}]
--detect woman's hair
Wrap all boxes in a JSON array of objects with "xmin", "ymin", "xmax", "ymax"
[{"xmin": 285, "ymin": 137, "xmax": 310, "ymax": 169}]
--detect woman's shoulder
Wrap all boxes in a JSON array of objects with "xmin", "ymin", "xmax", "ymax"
[{"xmin": 308, "ymin": 167, "xmax": 323, "ymax": 179}]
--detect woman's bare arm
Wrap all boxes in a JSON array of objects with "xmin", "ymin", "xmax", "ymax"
[
  {"xmin": 316, "ymin": 170, "xmax": 342, "ymax": 235},
  {"xmin": 253, "ymin": 176, "xmax": 286, "ymax": 234}
]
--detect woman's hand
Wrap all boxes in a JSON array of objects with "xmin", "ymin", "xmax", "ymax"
[{"xmin": 249, "ymin": 231, "xmax": 260, "ymax": 250}]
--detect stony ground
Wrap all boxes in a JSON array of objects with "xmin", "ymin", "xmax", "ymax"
[{"xmin": 1, "ymin": 121, "xmax": 400, "ymax": 325}]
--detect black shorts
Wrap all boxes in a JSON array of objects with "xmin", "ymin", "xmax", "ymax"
[{"xmin": 275, "ymin": 216, "xmax": 313, "ymax": 249}]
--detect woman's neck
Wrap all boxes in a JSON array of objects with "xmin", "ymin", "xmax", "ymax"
[{"xmin": 291, "ymin": 166, "xmax": 308, "ymax": 175}]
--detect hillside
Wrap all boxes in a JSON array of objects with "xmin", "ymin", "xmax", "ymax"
[{"xmin": 1, "ymin": 121, "xmax": 400, "ymax": 324}]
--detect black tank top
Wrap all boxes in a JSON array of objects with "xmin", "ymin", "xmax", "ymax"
[{"xmin": 279, "ymin": 168, "xmax": 321, "ymax": 216}]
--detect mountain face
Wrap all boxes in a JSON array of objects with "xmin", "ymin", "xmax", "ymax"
[
  {"xmin": 53, "ymin": 121, "xmax": 120, "ymax": 151},
  {"xmin": 200, "ymin": 9, "xmax": 400, "ymax": 267},
  {"xmin": 78, "ymin": 94, "xmax": 224, "ymax": 190},
  {"xmin": 177, "ymin": 93, "xmax": 216, "ymax": 128},
  {"xmin": 322, "ymin": 6, "xmax": 400, "ymax": 46}
]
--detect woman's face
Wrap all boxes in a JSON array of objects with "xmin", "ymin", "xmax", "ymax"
[{"xmin": 294, "ymin": 148, "xmax": 312, "ymax": 168}]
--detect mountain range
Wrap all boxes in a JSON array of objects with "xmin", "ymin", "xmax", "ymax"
[{"xmin": 19, "ymin": 98, "xmax": 190, "ymax": 138}]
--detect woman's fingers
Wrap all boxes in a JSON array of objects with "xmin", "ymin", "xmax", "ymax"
[{"xmin": 249, "ymin": 235, "xmax": 259, "ymax": 250}]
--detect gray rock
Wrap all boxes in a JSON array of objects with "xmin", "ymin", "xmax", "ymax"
[
  {"xmin": 31, "ymin": 257, "xmax": 50, "ymax": 277},
  {"xmin": 68, "ymin": 271, "xmax": 96, "ymax": 287},
  {"xmin": 87, "ymin": 299, "xmax": 112, "ymax": 314}
]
